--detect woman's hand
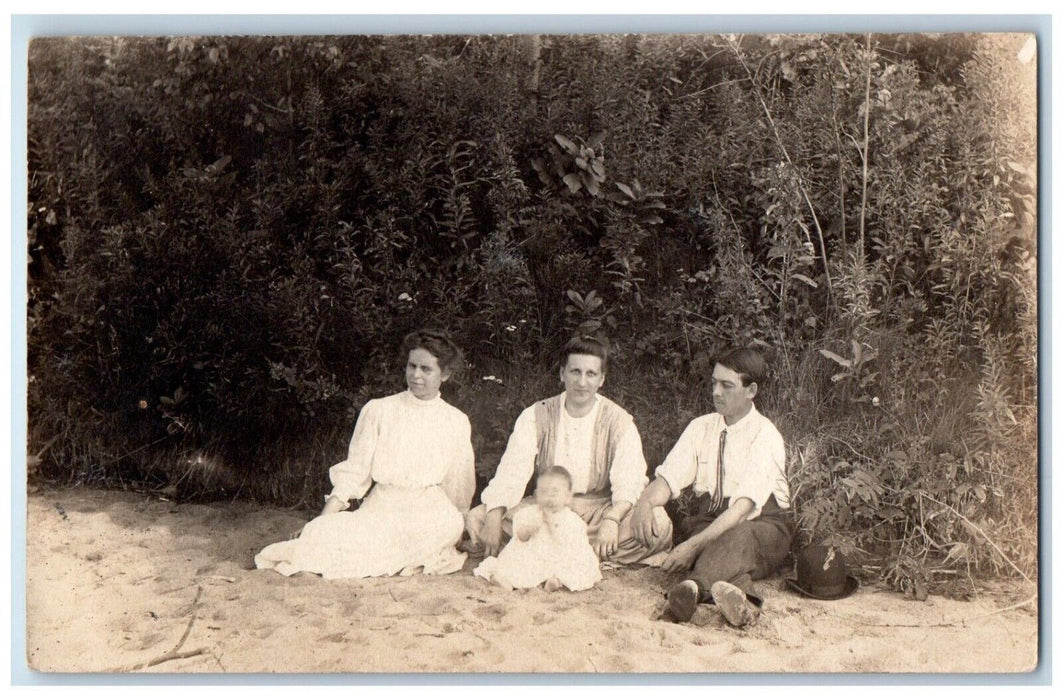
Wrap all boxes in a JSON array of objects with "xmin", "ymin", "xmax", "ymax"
[
  {"xmin": 289, "ymin": 495, "xmax": 347, "ymax": 539},
  {"xmin": 595, "ymin": 519, "xmax": 620, "ymax": 560},
  {"xmin": 631, "ymin": 499, "xmax": 659, "ymax": 547},
  {"xmin": 482, "ymin": 507, "xmax": 506, "ymax": 557},
  {"xmin": 661, "ymin": 539, "xmax": 701, "ymax": 573},
  {"xmin": 319, "ymin": 495, "xmax": 347, "ymax": 518}
]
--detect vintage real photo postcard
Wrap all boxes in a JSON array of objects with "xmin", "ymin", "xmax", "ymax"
[{"xmin": 23, "ymin": 27, "xmax": 1039, "ymax": 674}]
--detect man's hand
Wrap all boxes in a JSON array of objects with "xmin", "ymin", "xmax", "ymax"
[
  {"xmin": 482, "ymin": 507, "xmax": 505, "ymax": 557},
  {"xmin": 631, "ymin": 499, "xmax": 659, "ymax": 547},
  {"xmin": 631, "ymin": 478, "xmax": 671, "ymax": 546},
  {"xmin": 661, "ymin": 539, "xmax": 700, "ymax": 573},
  {"xmin": 595, "ymin": 518, "xmax": 620, "ymax": 560}
]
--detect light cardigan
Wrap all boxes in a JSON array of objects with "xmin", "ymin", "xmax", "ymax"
[
  {"xmin": 480, "ymin": 393, "xmax": 648, "ymax": 512},
  {"xmin": 655, "ymin": 404, "xmax": 790, "ymax": 521},
  {"xmin": 327, "ymin": 390, "xmax": 475, "ymax": 513}
]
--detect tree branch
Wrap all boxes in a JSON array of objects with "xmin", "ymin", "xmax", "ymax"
[
  {"xmin": 728, "ymin": 40, "xmax": 833, "ymax": 296},
  {"xmin": 858, "ymin": 33, "xmax": 873, "ymax": 263}
]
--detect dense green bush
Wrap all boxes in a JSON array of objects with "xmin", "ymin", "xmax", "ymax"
[{"xmin": 27, "ymin": 33, "xmax": 1037, "ymax": 592}]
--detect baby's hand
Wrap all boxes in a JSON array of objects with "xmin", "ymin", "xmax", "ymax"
[{"xmin": 514, "ymin": 509, "xmax": 544, "ymax": 541}]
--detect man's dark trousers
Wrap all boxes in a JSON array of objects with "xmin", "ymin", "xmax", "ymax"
[{"xmin": 679, "ymin": 493, "xmax": 793, "ymax": 606}]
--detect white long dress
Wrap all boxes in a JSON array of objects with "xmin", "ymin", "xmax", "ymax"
[
  {"xmin": 255, "ymin": 390, "xmax": 475, "ymax": 579},
  {"xmin": 473, "ymin": 505, "xmax": 602, "ymax": 591}
]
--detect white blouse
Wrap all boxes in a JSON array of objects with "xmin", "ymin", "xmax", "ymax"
[
  {"xmin": 480, "ymin": 395, "xmax": 648, "ymax": 512},
  {"xmin": 553, "ymin": 397, "xmax": 601, "ymax": 494},
  {"xmin": 326, "ymin": 390, "xmax": 475, "ymax": 513}
]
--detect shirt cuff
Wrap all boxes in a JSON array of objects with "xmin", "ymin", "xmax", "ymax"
[
  {"xmin": 324, "ymin": 491, "xmax": 351, "ymax": 508},
  {"xmin": 480, "ymin": 490, "xmax": 518, "ymax": 514},
  {"xmin": 326, "ymin": 477, "xmax": 368, "ymax": 507},
  {"xmin": 609, "ymin": 484, "xmax": 644, "ymax": 507},
  {"xmin": 730, "ymin": 490, "xmax": 766, "ymax": 520},
  {"xmin": 655, "ymin": 469, "xmax": 684, "ymax": 500}
]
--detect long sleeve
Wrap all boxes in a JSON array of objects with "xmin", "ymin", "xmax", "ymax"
[
  {"xmin": 441, "ymin": 415, "xmax": 476, "ymax": 513},
  {"xmin": 607, "ymin": 419, "xmax": 649, "ymax": 505},
  {"xmin": 479, "ymin": 406, "xmax": 539, "ymax": 512},
  {"xmin": 654, "ymin": 418, "xmax": 705, "ymax": 499},
  {"xmin": 731, "ymin": 423, "xmax": 787, "ymax": 519},
  {"xmin": 326, "ymin": 400, "xmax": 382, "ymax": 505}
]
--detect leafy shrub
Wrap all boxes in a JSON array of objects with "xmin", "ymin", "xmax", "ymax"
[{"xmin": 28, "ymin": 34, "xmax": 1037, "ymax": 588}]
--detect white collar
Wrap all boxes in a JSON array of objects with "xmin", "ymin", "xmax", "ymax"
[
  {"xmin": 718, "ymin": 403, "xmax": 760, "ymax": 432},
  {"xmin": 403, "ymin": 389, "xmax": 444, "ymax": 407}
]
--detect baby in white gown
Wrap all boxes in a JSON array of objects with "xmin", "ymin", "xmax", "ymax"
[{"xmin": 473, "ymin": 466, "xmax": 602, "ymax": 592}]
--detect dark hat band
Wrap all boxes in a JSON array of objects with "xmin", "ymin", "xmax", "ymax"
[{"xmin": 807, "ymin": 581, "xmax": 848, "ymax": 597}]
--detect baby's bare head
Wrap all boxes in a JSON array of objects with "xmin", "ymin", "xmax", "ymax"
[{"xmin": 535, "ymin": 466, "xmax": 574, "ymax": 512}]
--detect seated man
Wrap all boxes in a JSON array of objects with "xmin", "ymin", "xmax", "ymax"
[
  {"xmin": 466, "ymin": 336, "xmax": 673, "ymax": 565},
  {"xmin": 631, "ymin": 347, "xmax": 792, "ymax": 627}
]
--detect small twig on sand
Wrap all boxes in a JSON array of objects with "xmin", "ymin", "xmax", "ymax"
[
  {"xmin": 378, "ymin": 610, "xmax": 446, "ymax": 618},
  {"xmin": 159, "ymin": 582, "xmax": 197, "ymax": 596},
  {"xmin": 106, "ymin": 585, "xmax": 206, "ymax": 672},
  {"xmin": 110, "ymin": 647, "xmax": 211, "ymax": 672},
  {"xmin": 171, "ymin": 586, "xmax": 203, "ymax": 651},
  {"xmin": 832, "ymin": 594, "xmax": 1037, "ymax": 629},
  {"xmin": 212, "ymin": 652, "xmax": 228, "ymax": 672},
  {"xmin": 587, "ymin": 656, "xmax": 599, "ymax": 672},
  {"xmin": 201, "ymin": 575, "xmax": 236, "ymax": 584},
  {"xmin": 389, "ymin": 587, "xmax": 400, "ymax": 603}
]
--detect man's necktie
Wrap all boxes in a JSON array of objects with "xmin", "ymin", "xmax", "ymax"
[{"xmin": 709, "ymin": 428, "xmax": 727, "ymax": 514}]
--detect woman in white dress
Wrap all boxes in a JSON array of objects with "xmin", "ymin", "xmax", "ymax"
[{"xmin": 255, "ymin": 329, "xmax": 475, "ymax": 579}]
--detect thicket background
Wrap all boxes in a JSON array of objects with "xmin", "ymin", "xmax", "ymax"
[{"xmin": 27, "ymin": 33, "xmax": 1037, "ymax": 597}]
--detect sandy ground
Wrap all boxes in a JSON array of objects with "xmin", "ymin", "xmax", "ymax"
[{"xmin": 24, "ymin": 487, "xmax": 1039, "ymax": 675}]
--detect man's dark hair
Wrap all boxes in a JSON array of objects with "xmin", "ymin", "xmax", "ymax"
[
  {"xmin": 717, "ymin": 347, "xmax": 768, "ymax": 388},
  {"xmin": 559, "ymin": 335, "xmax": 609, "ymax": 373}
]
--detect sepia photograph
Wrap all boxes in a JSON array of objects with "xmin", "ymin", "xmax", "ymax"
[{"xmin": 21, "ymin": 24, "xmax": 1040, "ymax": 676}]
